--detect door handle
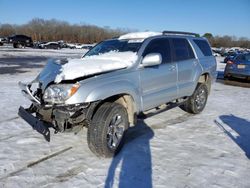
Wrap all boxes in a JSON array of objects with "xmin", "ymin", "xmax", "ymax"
[
  {"xmin": 169, "ymin": 65, "xmax": 176, "ymax": 71},
  {"xmin": 193, "ymin": 61, "xmax": 198, "ymax": 66}
]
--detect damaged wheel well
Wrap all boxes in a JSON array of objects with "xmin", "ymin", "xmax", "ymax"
[
  {"xmin": 91, "ymin": 94, "xmax": 137, "ymax": 126},
  {"xmin": 198, "ymin": 73, "xmax": 211, "ymax": 93}
]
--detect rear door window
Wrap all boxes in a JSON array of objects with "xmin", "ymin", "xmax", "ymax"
[
  {"xmin": 193, "ymin": 39, "xmax": 212, "ymax": 56},
  {"xmin": 244, "ymin": 54, "xmax": 250, "ymax": 62},
  {"xmin": 143, "ymin": 38, "xmax": 171, "ymax": 64},
  {"xmin": 172, "ymin": 38, "xmax": 195, "ymax": 61}
]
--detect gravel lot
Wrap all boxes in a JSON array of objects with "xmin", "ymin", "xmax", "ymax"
[{"xmin": 0, "ymin": 47, "xmax": 249, "ymax": 188}]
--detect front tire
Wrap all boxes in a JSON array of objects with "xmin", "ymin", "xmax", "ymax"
[
  {"xmin": 87, "ymin": 102, "xmax": 129, "ymax": 157},
  {"xmin": 180, "ymin": 83, "xmax": 208, "ymax": 114}
]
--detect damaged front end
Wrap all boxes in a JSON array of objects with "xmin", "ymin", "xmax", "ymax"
[{"xmin": 18, "ymin": 59, "xmax": 97, "ymax": 141}]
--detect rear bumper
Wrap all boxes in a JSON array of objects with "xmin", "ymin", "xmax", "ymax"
[
  {"xmin": 225, "ymin": 65, "xmax": 250, "ymax": 78},
  {"xmin": 18, "ymin": 106, "xmax": 52, "ymax": 142},
  {"xmin": 226, "ymin": 70, "xmax": 250, "ymax": 78}
]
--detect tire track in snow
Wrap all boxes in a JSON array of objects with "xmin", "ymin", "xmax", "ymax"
[
  {"xmin": 0, "ymin": 116, "xmax": 19, "ymax": 124},
  {"xmin": 0, "ymin": 146, "xmax": 73, "ymax": 180},
  {"xmin": 0, "ymin": 130, "xmax": 31, "ymax": 142},
  {"xmin": 150, "ymin": 113, "xmax": 194, "ymax": 129},
  {"xmin": 37, "ymin": 165, "xmax": 88, "ymax": 187}
]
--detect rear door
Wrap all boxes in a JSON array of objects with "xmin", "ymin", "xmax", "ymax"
[
  {"xmin": 140, "ymin": 38, "xmax": 178, "ymax": 111},
  {"xmin": 171, "ymin": 38, "xmax": 198, "ymax": 98}
]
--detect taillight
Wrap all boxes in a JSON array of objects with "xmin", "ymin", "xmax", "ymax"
[{"xmin": 227, "ymin": 60, "xmax": 234, "ymax": 65}]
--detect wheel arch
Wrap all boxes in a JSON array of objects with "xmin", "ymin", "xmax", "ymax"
[
  {"xmin": 91, "ymin": 93, "xmax": 138, "ymax": 126},
  {"xmin": 198, "ymin": 72, "xmax": 212, "ymax": 93}
]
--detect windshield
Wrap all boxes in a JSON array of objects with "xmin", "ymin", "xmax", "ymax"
[{"xmin": 84, "ymin": 39, "xmax": 142, "ymax": 57}]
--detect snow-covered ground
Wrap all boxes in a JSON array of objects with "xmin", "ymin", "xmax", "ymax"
[{"xmin": 0, "ymin": 47, "xmax": 249, "ymax": 188}]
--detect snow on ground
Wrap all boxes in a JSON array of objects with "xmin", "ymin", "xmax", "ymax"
[
  {"xmin": 0, "ymin": 47, "xmax": 250, "ymax": 188},
  {"xmin": 55, "ymin": 51, "xmax": 138, "ymax": 83}
]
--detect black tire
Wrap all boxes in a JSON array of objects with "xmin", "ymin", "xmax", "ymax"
[
  {"xmin": 87, "ymin": 102, "xmax": 129, "ymax": 157},
  {"xmin": 224, "ymin": 73, "xmax": 231, "ymax": 80},
  {"xmin": 179, "ymin": 83, "xmax": 208, "ymax": 114}
]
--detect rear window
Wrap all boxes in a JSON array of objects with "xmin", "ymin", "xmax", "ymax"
[
  {"xmin": 172, "ymin": 38, "xmax": 195, "ymax": 61},
  {"xmin": 193, "ymin": 39, "xmax": 212, "ymax": 56},
  {"xmin": 245, "ymin": 54, "xmax": 250, "ymax": 61},
  {"xmin": 236, "ymin": 54, "xmax": 250, "ymax": 61}
]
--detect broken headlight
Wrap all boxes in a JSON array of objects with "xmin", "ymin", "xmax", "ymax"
[{"xmin": 43, "ymin": 83, "xmax": 80, "ymax": 104}]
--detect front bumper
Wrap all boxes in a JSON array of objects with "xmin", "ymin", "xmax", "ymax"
[
  {"xmin": 18, "ymin": 82, "xmax": 41, "ymax": 105},
  {"xmin": 18, "ymin": 106, "xmax": 53, "ymax": 142}
]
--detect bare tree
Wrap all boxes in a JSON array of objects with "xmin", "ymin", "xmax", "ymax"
[{"xmin": 1, "ymin": 19, "xmax": 249, "ymax": 48}]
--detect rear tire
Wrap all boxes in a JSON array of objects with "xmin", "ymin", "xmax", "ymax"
[
  {"xmin": 224, "ymin": 73, "xmax": 231, "ymax": 80},
  {"xmin": 179, "ymin": 83, "xmax": 208, "ymax": 114},
  {"xmin": 87, "ymin": 102, "xmax": 129, "ymax": 157}
]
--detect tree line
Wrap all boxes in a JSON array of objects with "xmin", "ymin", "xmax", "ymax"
[
  {"xmin": 0, "ymin": 18, "xmax": 250, "ymax": 48},
  {"xmin": 0, "ymin": 18, "xmax": 126, "ymax": 44},
  {"xmin": 203, "ymin": 33, "xmax": 250, "ymax": 48}
]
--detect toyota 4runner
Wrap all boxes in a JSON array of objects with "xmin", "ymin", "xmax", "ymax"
[{"xmin": 18, "ymin": 31, "xmax": 217, "ymax": 157}]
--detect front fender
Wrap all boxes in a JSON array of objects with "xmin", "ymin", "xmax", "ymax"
[{"xmin": 65, "ymin": 80, "xmax": 141, "ymax": 112}]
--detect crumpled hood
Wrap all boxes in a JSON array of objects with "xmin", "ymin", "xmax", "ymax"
[
  {"xmin": 35, "ymin": 59, "xmax": 63, "ymax": 90},
  {"xmin": 35, "ymin": 51, "xmax": 137, "ymax": 89},
  {"xmin": 54, "ymin": 51, "xmax": 138, "ymax": 83}
]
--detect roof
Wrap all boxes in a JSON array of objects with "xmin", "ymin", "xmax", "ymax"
[
  {"xmin": 118, "ymin": 32, "xmax": 162, "ymax": 40},
  {"xmin": 118, "ymin": 31, "xmax": 200, "ymax": 41}
]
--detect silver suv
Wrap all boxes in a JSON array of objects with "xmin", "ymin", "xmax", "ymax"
[{"xmin": 18, "ymin": 31, "xmax": 217, "ymax": 157}]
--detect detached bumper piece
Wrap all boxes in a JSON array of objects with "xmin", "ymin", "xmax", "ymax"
[
  {"xmin": 18, "ymin": 82, "xmax": 41, "ymax": 105},
  {"xmin": 18, "ymin": 106, "xmax": 53, "ymax": 142}
]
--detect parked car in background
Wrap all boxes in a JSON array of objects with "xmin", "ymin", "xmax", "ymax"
[
  {"xmin": 224, "ymin": 53, "xmax": 250, "ymax": 80},
  {"xmin": 0, "ymin": 37, "xmax": 7, "ymax": 46},
  {"xmin": 74, "ymin": 43, "xmax": 84, "ymax": 49},
  {"xmin": 8, "ymin": 35, "xmax": 33, "ymax": 48},
  {"xmin": 65, "ymin": 43, "xmax": 94, "ymax": 49},
  {"xmin": 81, "ymin": 44, "xmax": 94, "ymax": 50},
  {"xmin": 66, "ymin": 43, "xmax": 76, "ymax": 49},
  {"xmin": 40, "ymin": 42, "xmax": 61, "ymax": 49},
  {"xmin": 58, "ymin": 41, "xmax": 68, "ymax": 48},
  {"xmin": 212, "ymin": 50, "xmax": 221, "ymax": 57},
  {"xmin": 223, "ymin": 52, "xmax": 239, "ymax": 63},
  {"xmin": 33, "ymin": 41, "xmax": 47, "ymax": 49}
]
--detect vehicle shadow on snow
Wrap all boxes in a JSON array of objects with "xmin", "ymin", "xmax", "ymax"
[
  {"xmin": 105, "ymin": 120, "xmax": 154, "ymax": 188},
  {"xmin": 216, "ymin": 114, "xmax": 250, "ymax": 159}
]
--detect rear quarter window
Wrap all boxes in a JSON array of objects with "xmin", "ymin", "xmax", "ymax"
[
  {"xmin": 236, "ymin": 54, "xmax": 250, "ymax": 61},
  {"xmin": 193, "ymin": 39, "xmax": 212, "ymax": 56}
]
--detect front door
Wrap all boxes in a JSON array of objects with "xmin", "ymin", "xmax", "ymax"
[{"xmin": 139, "ymin": 38, "xmax": 177, "ymax": 111}]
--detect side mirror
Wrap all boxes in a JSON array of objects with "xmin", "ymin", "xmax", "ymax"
[{"xmin": 141, "ymin": 53, "xmax": 162, "ymax": 67}]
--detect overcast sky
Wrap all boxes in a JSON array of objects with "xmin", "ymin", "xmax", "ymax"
[{"xmin": 0, "ymin": 0, "xmax": 250, "ymax": 38}]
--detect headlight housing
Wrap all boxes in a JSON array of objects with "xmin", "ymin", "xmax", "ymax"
[{"xmin": 43, "ymin": 83, "xmax": 80, "ymax": 104}]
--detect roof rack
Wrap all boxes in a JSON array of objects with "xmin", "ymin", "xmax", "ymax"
[{"xmin": 162, "ymin": 31, "xmax": 200, "ymax": 37}]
